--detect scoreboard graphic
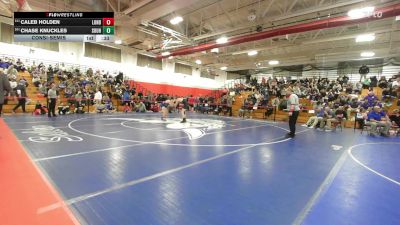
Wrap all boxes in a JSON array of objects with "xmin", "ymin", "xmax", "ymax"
[{"xmin": 14, "ymin": 12, "xmax": 114, "ymax": 42}]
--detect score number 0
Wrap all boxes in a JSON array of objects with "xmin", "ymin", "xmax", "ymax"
[
  {"xmin": 102, "ymin": 18, "xmax": 115, "ymax": 35},
  {"xmin": 103, "ymin": 18, "xmax": 114, "ymax": 26}
]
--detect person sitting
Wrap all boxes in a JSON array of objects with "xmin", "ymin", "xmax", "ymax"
[
  {"xmin": 135, "ymin": 101, "xmax": 146, "ymax": 113},
  {"xmin": 366, "ymin": 106, "xmax": 391, "ymax": 137},
  {"xmin": 123, "ymin": 102, "xmax": 131, "ymax": 113},
  {"xmin": 238, "ymin": 103, "xmax": 246, "ymax": 118},
  {"xmin": 318, "ymin": 106, "xmax": 333, "ymax": 131},
  {"xmin": 346, "ymin": 98, "xmax": 360, "ymax": 118},
  {"xmin": 362, "ymin": 77, "xmax": 371, "ymax": 89},
  {"xmin": 96, "ymin": 102, "xmax": 106, "ymax": 113},
  {"xmin": 364, "ymin": 91, "xmax": 378, "ymax": 105},
  {"xmin": 381, "ymin": 87, "xmax": 393, "ymax": 102},
  {"xmin": 389, "ymin": 109, "xmax": 400, "ymax": 127},
  {"xmin": 74, "ymin": 101, "xmax": 85, "ymax": 114},
  {"xmin": 360, "ymin": 99, "xmax": 371, "ymax": 110},
  {"xmin": 33, "ymin": 101, "xmax": 48, "ymax": 115},
  {"xmin": 303, "ymin": 107, "xmax": 323, "ymax": 128},
  {"xmin": 102, "ymin": 95, "xmax": 114, "ymax": 113},
  {"xmin": 150, "ymin": 102, "xmax": 160, "ymax": 112},
  {"xmin": 104, "ymin": 101, "xmax": 116, "ymax": 113},
  {"xmin": 7, "ymin": 65, "xmax": 18, "ymax": 80},
  {"xmin": 325, "ymin": 106, "xmax": 346, "ymax": 131},
  {"xmin": 32, "ymin": 76, "xmax": 41, "ymax": 87},
  {"xmin": 378, "ymin": 76, "xmax": 388, "ymax": 89},
  {"xmin": 355, "ymin": 108, "xmax": 368, "ymax": 129},
  {"xmin": 58, "ymin": 102, "xmax": 70, "ymax": 115}
]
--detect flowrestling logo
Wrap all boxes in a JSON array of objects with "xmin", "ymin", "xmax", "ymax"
[
  {"xmin": 104, "ymin": 118, "xmax": 226, "ymax": 140},
  {"xmin": 22, "ymin": 125, "xmax": 83, "ymax": 143}
]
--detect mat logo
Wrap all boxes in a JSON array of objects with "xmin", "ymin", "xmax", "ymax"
[
  {"xmin": 22, "ymin": 125, "xmax": 83, "ymax": 143},
  {"xmin": 105, "ymin": 118, "xmax": 226, "ymax": 140},
  {"xmin": 331, "ymin": 145, "xmax": 343, "ymax": 151}
]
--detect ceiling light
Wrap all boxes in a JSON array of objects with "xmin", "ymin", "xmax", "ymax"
[
  {"xmin": 248, "ymin": 50, "xmax": 258, "ymax": 56},
  {"xmin": 216, "ymin": 37, "xmax": 228, "ymax": 44},
  {"xmin": 220, "ymin": 66, "xmax": 227, "ymax": 70},
  {"xmin": 170, "ymin": 16, "xmax": 183, "ymax": 25},
  {"xmin": 356, "ymin": 33, "xmax": 375, "ymax": 42},
  {"xmin": 211, "ymin": 48, "xmax": 219, "ymax": 53},
  {"xmin": 168, "ymin": 56, "xmax": 174, "ymax": 59},
  {"xmin": 161, "ymin": 51, "xmax": 170, "ymax": 56},
  {"xmin": 360, "ymin": 51, "xmax": 375, "ymax": 57},
  {"xmin": 195, "ymin": 59, "xmax": 202, "ymax": 65},
  {"xmin": 114, "ymin": 39, "xmax": 122, "ymax": 44},
  {"xmin": 268, "ymin": 60, "xmax": 279, "ymax": 65},
  {"xmin": 347, "ymin": 7, "xmax": 375, "ymax": 19}
]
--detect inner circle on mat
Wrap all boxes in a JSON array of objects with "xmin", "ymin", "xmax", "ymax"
[{"xmin": 68, "ymin": 115, "xmax": 290, "ymax": 147}]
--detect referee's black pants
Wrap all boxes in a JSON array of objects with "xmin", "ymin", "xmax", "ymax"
[
  {"xmin": 289, "ymin": 111, "xmax": 299, "ymax": 136},
  {"xmin": 48, "ymin": 98, "xmax": 57, "ymax": 117}
]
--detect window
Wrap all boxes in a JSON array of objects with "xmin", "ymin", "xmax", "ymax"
[
  {"xmin": 200, "ymin": 70, "xmax": 215, "ymax": 79},
  {"xmin": 137, "ymin": 54, "xmax": 162, "ymax": 70},
  {"xmin": 18, "ymin": 41, "xmax": 59, "ymax": 52},
  {"xmin": 227, "ymin": 72, "xmax": 241, "ymax": 80},
  {"xmin": 0, "ymin": 23, "xmax": 13, "ymax": 43},
  {"xmin": 85, "ymin": 42, "xmax": 121, "ymax": 62},
  {"xmin": 175, "ymin": 63, "xmax": 192, "ymax": 75},
  {"xmin": 1, "ymin": 23, "xmax": 59, "ymax": 51}
]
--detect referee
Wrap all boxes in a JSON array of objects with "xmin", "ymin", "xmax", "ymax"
[
  {"xmin": 179, "ymin": 97, "xmax": 189, "ymax": 123},
  {"xmin": 286, "ymin": 88, "xmax": 300, "ymax": 138},
  {"xmin": 47, "ymin": 83, "xmax": 58, "ymax": 117}
]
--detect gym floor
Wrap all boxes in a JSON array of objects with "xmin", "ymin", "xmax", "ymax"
[{"xmin": 1, "ymin": 113, "xmax": 399, "ymax": 225}]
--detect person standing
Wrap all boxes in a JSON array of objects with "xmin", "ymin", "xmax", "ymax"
[
  {"xmin": 286, "ymin": 88, "xmax": 300, "ymax": 138},
  {"xmin": 359, "ymin": 64, "xmax": 369, "ymax": 81},
  {"xmin": 13, "ymin": 81, "xmax": 28, "ymax": 113},
  {"xmin": 94, "ymin": 88, "xmax": 103, "ymax": 113},
  {"xmin": 47, "ymin": 83, "xmax": 58, "ymax": 117},
  {"xmin": 0, "ymin": 70, "xmax": 11, "ymax": 117},
  {"xmin": 179, "ymin": 97, "xmax": 189, "ymax": 123},
  {"xmin": 227, "ymin": 95, "xmax": 233, "ymax": 117}
]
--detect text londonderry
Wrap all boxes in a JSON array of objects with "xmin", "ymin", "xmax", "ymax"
[{"xmin": 20, "ymin": 28, "xmax": 67, "ymax": 34}]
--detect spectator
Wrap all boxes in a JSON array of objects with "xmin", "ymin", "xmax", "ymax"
[
  {"xmin": 94, "ymin": 88, "xmax": 103, "ymax": 112},
  {"xmin": 359, "ymin": 64, "xmax": 369, "ymax": 81},
  {"xmin": 303, "ymin": 107, "xmax": 323, "ymax": 128},
  {"xmin": 135, "ymin": 101, "xmax": 146, "ymax": 113},
  {"xmin": 366, "ymin": 106, "xmax": 391, "ymax": 136},
  {"xmin": 364, "ymin": 91, "xmax": 378, "ymax": 105},
  {"xmin": 12, "ymin": 80, "xmax": 28, "ymax": 113},
  {"xmin": 0, "ymin": 70, "xmax": 11, "ymax": 116},
  {"xmin": 58, "ymin": 102, "xmax": 70, "ymax": 115},
  {"xmin": 7, "ymin": 65, "xmax": 18, "ymax": 80},
  {"xmin": 75, "ymin": 102, "xmax": 85, "ymax": 114},
  {"xmin": 123, "ymin": 102, "xmax": 131, "ymax": 113},
  {"xmin": 356, "ymin": 108, "xmax": 368, "ymax": 129},
  {"xmin": 326, "ymin": 106, "xmax": 346, "ymax": 131},
  {"xmin": 378, "ymin": 76, "xmax": 388, "ymax": 88},
  {"xmin": 389, "ymin": 109, "xmax": 400, "ymax": 127},
  {"xmin": 226, "ymin": 95, "xmax": 233, "ymax": 116},
  {"xmin": 392, "ymin": 76, "xmax": 400, "ymax": 88},
  {"xmin": 318, "ymin": 106, "xmax": 333, "ymax": 131},
  {"xmin": 361, "ymin": 77, "xmax": 371, "ymax": 89},
  {"xmin": 33, "ymin": 101, "xmax": 48, "ymax": 115}
]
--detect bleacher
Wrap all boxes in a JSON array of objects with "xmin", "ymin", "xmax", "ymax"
[{"xmin": 230, "ymin": 87, "xmax": 398, "ymax": 128}]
